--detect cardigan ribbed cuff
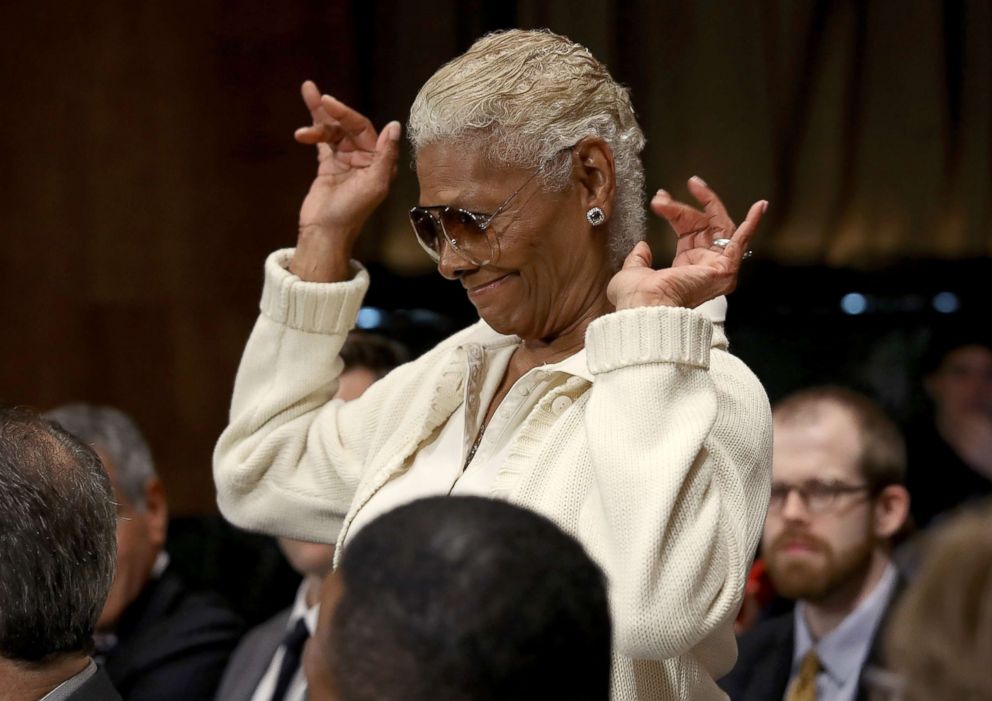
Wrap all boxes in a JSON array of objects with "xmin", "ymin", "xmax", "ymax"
[
  {"xmin": 259, "ymin": 249, "xmax": 369, "ymax": 335},
  {"xmin": 585, "ymin": 306, "xmax": 713, "ymax": 374}
]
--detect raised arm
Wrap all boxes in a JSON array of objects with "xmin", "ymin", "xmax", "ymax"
[
  {"xmin": 608, "ymin": 175, "xmax": 766, "ymax": 312},
  {"xmin": 213, "ymin": 83, "xmax": 400, "ymax": 542},
  {"xmin": 292, "ymin": 80, "xmax": 401, "ymax": 281},
  {"xmin": 588, "ymin": 179, "xmax": 772, "ymax": 662}
]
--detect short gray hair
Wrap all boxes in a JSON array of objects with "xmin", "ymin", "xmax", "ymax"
[
  {"xmin": 44, "ymin": 403, "xmax": 156, "ymax": 509},
  {"xmin": 0, "ymin": 406, "xmax": 117, "ymax": 661},
  {"xmin": 408, "ymin": 29, "xmax": 646, "ymax": 268}
]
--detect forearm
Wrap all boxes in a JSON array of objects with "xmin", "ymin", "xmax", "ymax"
[
  {"xmin": 584, "ymin": 306, "xmax": 771, "ymax": 660},
  {"xmin": 213, "ymin": 249, "xmax": 370, "ymax": 541},
  {"xmin": 289, "ymin": 225, "xmax": 356, "ymax": 282}
]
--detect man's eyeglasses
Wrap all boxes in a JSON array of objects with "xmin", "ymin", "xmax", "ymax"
[
  {"xmin": 408, "ymin": 168, "xmax": 542, "ymax": 267},
  {"xmin": 768, "ymin": 480, "xmax": 872, "ymax": 514}
]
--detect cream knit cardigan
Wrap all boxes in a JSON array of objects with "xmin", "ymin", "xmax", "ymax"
[{"xmin": 214, "ymin": 250, "xmax": 772, "ymax": 701}]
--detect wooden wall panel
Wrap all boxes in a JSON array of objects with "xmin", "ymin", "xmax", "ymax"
[{"xmin": 0, "ymin": 0, "xmax": 988, "ymax": 514}]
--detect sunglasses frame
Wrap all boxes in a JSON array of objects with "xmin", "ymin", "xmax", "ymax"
[{"xmin": 408, "ymin": 168, "xmax": 542, "ymax": 266}]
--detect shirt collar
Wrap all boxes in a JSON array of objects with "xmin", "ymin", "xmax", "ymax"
[
  {"xmin": 534, "ymin": 348, "xmax": 593, "ymax": 382},
  {"xmin": 289, "ymin": 579, "xmax": 320, "ymax": 635},
  {"xmin": 793, "ymin": 564, "xmax": 898, "ymax": 686},
  {"xmin": 39, "ymin": 659, "xmax": 97, "ymax": 701},
  {"xmin": 458, "ymin": 340, "xmax": 593, "ymax": 383},
  {"xmin": 151, "ymin": 551, "xmax": 170, "ymax": 578}
]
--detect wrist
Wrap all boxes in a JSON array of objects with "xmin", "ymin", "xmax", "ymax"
[
  {"xmin": 297, "ymin": 222, "xmax": 359, "ymax": 247},
  {"xmin": 290, "ymin": 227, "xmax": 355, "ymax": 282},
  {"xmin": 615, "ymin": 292, "xmax": 682, "ymax": 310}
]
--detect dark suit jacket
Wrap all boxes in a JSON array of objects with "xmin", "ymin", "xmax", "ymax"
[
  {"xmin": 214, "ymin": 607, "xmax": 293, "ymax": 701},
  {"xmin": 719, "ymin": 579, "xmax": 903, "ymax": 701},
  {"xmin": 100, "ymin": 568, "xmax": 244, "ymax": 701},
  {"xmin": 67, "ymin": 665, "xmax": 123, "ymax": 701}
]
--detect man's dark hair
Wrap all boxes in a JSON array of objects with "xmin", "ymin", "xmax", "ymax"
[
  {"xmin": 920, "ymin": 325, "xmax": 992, "ymax": 377},
  {"xmin": 0, "ymin": 406, "xmax": 117, "ymax": 662},
  {"xmin": 328, "ymin": 496, "xmax": 611, "ymax": 701},
  {"xmin": 339, "ymin": 331, "xmax": 409, "ymax": 379}
]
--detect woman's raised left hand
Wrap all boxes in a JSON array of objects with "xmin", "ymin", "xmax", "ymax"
[{"xmin": 608, "ymin": 176, "xmax": 767, "ymax": 310}]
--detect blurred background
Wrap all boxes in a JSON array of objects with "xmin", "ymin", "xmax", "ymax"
[{"xmin": 1, "ymin": 0, "xmax": 989, "ymax": 523}]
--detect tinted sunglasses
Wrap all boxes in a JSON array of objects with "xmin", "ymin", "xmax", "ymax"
[{"xmin": 408, "ymin": 169, "xmax": 541, "ymax": 266}]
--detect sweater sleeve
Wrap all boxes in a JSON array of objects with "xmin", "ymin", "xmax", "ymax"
[
  {"xmin": 584, "ymin": 305, "xmax": 772, "ymax": 662},
  {"xmin": 212, "ymin": 249, "xmax": 373, "ymax": 544}
]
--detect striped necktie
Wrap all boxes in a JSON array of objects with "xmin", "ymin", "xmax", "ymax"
[{"xmin": 786, "ymin": 649, "xmax": 821, "ymax": 701}]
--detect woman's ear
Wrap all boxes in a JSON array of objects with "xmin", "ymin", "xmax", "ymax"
[
  {"xmin": 572, "ymin": 137, "xmax": 616, "ymax": 219},
  {"xmin": 873, "ymin": 484, "xmax": 911, "ymax": 540}
]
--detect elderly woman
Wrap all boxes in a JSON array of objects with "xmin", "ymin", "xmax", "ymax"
[{"xmin": 214, "ymin": 29, "xmax": 771, "ymax": 701}]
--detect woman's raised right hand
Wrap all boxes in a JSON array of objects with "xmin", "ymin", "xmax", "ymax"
[{"xmin": 290, "ymin": 80, "xmax": 401, "ymax": 281}]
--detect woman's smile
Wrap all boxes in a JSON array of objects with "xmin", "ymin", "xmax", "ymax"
[{"xmin": 465, "ymin": 273, "xmax": 514, "ymax": 300}]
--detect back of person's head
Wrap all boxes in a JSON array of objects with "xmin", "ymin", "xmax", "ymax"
[
  {"xmin": 43, "ymin": 403, "xmax": 169, "ymax": 633},
  {"xmin": 334, "ymin": 332, "xmax": 411, "ymax": 402},
  {"xmin": 773, "ymin": 385, "xmax": 907, "ymax": 493},
  {"xmin": 885, "ymin": 502, "xmax": 992, "ymax": 701},
  {"xmin": 325, "ymin": 496, "xmax": 611, "ymax": 701},
  {"xmin": 339, "ymin": 332, "xmax": 409, "ymax": 379},
  {"xmin": 43, "ymin": 403, "xmax": 155, "ymax": 509},
  {"xmin": 0, "ymin": 406, "xmax": 117, "ymax": 662}
]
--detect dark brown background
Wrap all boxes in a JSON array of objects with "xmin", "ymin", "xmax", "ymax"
[{"xmin": 2, "ymin": 0, "xmax": 989, "ymax": 515}]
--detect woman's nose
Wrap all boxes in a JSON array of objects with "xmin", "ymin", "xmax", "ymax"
[{"xmin": 436, "ymin": 236, "xmax": 479, "ymax": 280}]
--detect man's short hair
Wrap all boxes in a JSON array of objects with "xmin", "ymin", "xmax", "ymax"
[
  {"xmin": 328, "ymin": 496, "xmax": 611, "ymax": 701},
  {"xmin": 44, "ymin": 403, "xmax": 155, "ymax": 509},
  {"xmin": 773, "ymin": 386, "xmax": 906, "ymax": 492},
  {"xmin": 339, "ymin": 332, "xmax": 409, "ymax": 379},
  {"xmin": 920, "ymin": 326, "xmax": 992, "ymax": 376},
  {"xmin": 0, "ymin": 406, "xmax": 117, "ymax": 662}
]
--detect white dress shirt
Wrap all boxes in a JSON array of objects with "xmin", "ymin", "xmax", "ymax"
[
  {"xmin": 40, "ymin": 659, "xmax": 98, "ymax": 701},
  {"xmin": 345, "ymin": 342, "xmax": 592, "ymax": 541},
  {"xmin": 249, "ymin": 582, "xmax": 319, "ymax": 701},
  {"xmin": 789, "ymin": 564, "xmax": 899, "ymax": 701}
]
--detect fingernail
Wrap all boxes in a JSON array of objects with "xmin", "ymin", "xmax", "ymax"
[
  {"xmin": 691, "ymin": 175, "xmax": 707, "ymax": 187},
  {"xmin": 387, "ymin": 121, "xmax": 401, "ymax": 140},
  {"xmin": 761, "ymin": 200, "xmax": 769, "ymax": 214},
  {"xmin": 654, "ymin": 189, "xmax": 670, "ymax": 201}
]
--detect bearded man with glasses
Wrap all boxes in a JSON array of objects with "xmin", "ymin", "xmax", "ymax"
[
  {"xmin": 720, "ymin": 387, "xmax": 911, "ymax": 701},
  {"xmin": 216, "ymin": 28, "xmax": 772, "ymax": 701}
]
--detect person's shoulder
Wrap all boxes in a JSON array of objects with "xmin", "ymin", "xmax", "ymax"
[
  {"xmin": 115, "ymin": 570, "xmax": 244, "ymax": 662},
  {"xmin": 228, "ymin": 606, "xmax": 292, "ymax": 660},
  {"xmin": 719, "ymin": 612, "xmax": 795, "ymax": 699},
  {"xmin": 66, "ymin": 664, "xmax": 122, "ymax": 701},
  {"xmin": 155, "ymin": 570, "xmax": 245, "ymax": 637},
  {"xmin": 105, "ymin": 571, "xmax": 245, "ymax": 699},
  {"xmin": 737, "ymin": 610, "xmax": 794, "ymax": 655},
  {"xmin": 215, "ymin": 607, "xmax": 292, "ymax": 701}
]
